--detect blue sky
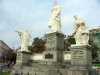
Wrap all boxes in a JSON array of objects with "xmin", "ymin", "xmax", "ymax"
[{"xmin": 0, "ymin": 0, "xmax": 100, "ymax": 48}]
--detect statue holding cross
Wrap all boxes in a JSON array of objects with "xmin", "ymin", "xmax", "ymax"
[{"xmin": 49, "ymin": 0, "xmax": 61, "ymax": 33}]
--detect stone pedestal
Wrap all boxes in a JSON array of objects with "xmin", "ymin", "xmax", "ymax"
[
  {"xmin": 45, "ymin": 32, "xmax": 65, "ymax": 51},
  {"xmin": 14, "ymin": 51, "xmax": 32, "ymax": 70},
  {"xmin": 44, "ymin": 32, "xmax": 65, "ymax": 62},
  {"xmin": 70, "ymin": 45, "xmax": 94, "ymax": 75}
]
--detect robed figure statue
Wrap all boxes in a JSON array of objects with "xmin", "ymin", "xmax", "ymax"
[
  {"xmin": 16, "ymin": 29, "xmax": 31, "ymax": 51},
  {"xmin": 49, "ymin": 0, "xmax": 61, "ymax": 33},
  {"xmin": 72, "ymin": 15, "xmax": 89, "ymax": 45}
]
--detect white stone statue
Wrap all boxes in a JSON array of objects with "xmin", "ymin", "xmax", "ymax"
[
  {"xmin": 48, "ymin": 0, "xmax": 61, "ymax": 33},
  {"xmin": 16, "ymin": 29, "xmax": 31, "ymax": 51},
  {"xmin": 72, "ymin": 15, "xmax": 89, "ymax": 45}
]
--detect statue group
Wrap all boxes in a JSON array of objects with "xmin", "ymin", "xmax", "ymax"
[
  {"xmin": 13, "ymin": 1, "xmax": 95, "ymax": 75},
  {"xmin": 48, "ymin": 0, "xmax": 89, "ymax": 45},
  {"xmin": 16, "ymin": 1, "xmax": 90, "ymax": 50}
]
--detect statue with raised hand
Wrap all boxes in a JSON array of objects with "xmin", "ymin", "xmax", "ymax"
[{"xmin": 16, "ymin": 29, "xmax": 31, "ymax": 51}]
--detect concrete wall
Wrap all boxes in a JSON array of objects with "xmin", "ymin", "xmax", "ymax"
[{"xmin": 30, "ymin": 54, "xmax": 43, "ymax": 61}]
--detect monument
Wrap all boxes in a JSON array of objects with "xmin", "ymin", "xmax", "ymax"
[
  {"xmin": 44, "ymin": 0, "xmax": 65, "ymax": 63},
  {"xmin": 13, "ymin": 30, "xmax": 32, "ymax": 73},
  {"xmin": 69, "ymin": 15, "xmax": 93, "ymax": 75},
  {"xmin": 12, "ymin": 1, "xmax": 96, "ymax": 75}
]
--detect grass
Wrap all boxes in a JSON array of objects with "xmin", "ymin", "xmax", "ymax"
[
  {"xmin": 92, "ymin": 64, "xmax": 100, "ymax": 67},
  {"xmin": 0, "ymin": 72, "xmax": 10, "ymax": 75}
]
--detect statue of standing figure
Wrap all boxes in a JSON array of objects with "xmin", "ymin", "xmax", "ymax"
[
  {"xmin": 16, "ymin": 29, "xmax": 31, "ymax": 51},
  {"xmin": 72, "ymin": 15, "xmax": 89, "ymax": 45},
  {"xmin": 49, "ymin": 0, "xmax": 61, "ymax": 33}
]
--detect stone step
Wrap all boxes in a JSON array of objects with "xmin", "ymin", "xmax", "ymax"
[
  {"xmin": 38, "ymin": 64, "xmax": 63, "ymax": 68},
  {"xmin": 21, "ymin": 71, "xmax": 61, "ymax": 75},
  {"xmin": 36, "ymin": 72, "xmax": 61, "ymax": 75},
  {"xmin": 48, "ymin": 73, "xmax": 61, "ymax": 75},
  {"xmin": 48, "ymin": 70, "xmax": 59, "ymax": 73},
  {"xmin": 22, "ymin": 68, "xmax": 59, "ymax": 72},
  {"xmin": 21, "ymin": 69, "xmax": 61, "ymax": 75}
]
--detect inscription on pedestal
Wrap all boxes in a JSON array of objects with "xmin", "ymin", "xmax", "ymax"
[
  {"xmin": 72, "ymin": 50, "xmax": 84, "ymax": 64},
  {"xmin": 47, "ymin": 36, "xmax": 55, "ymax": 45},
  {"xmin": 16, "ymin": 53, "xmax": 22, "ymax": 63},
  {"xmin": 17, "ymin": 53, "xmax": 22, "ymax": 60}
]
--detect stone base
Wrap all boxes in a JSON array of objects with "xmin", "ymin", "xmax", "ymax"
[
  {"xmin": 45, "ymin": 32, "xmax": 65, "ymax": 51},
  {"xmin": 11, "ymin": 68, "xmax": 96, "ymax": 75},
  {"xmin": 14, "ymin": 51, "xmax": 32, "ymax": 71},
  {"xmin": 70, "ymin": 45, "xmax": 92, "ymax": 69},
  {"xmin": 68, "ymin": 45, "xmax": 96, "ymax": 75},
  {"xmin": 60, "ymin": 68, "xmax": 96, "ymax": 75},
  {"xmin": 68, "ymin": 69, "xmax": 92, "ymax": 75}
]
